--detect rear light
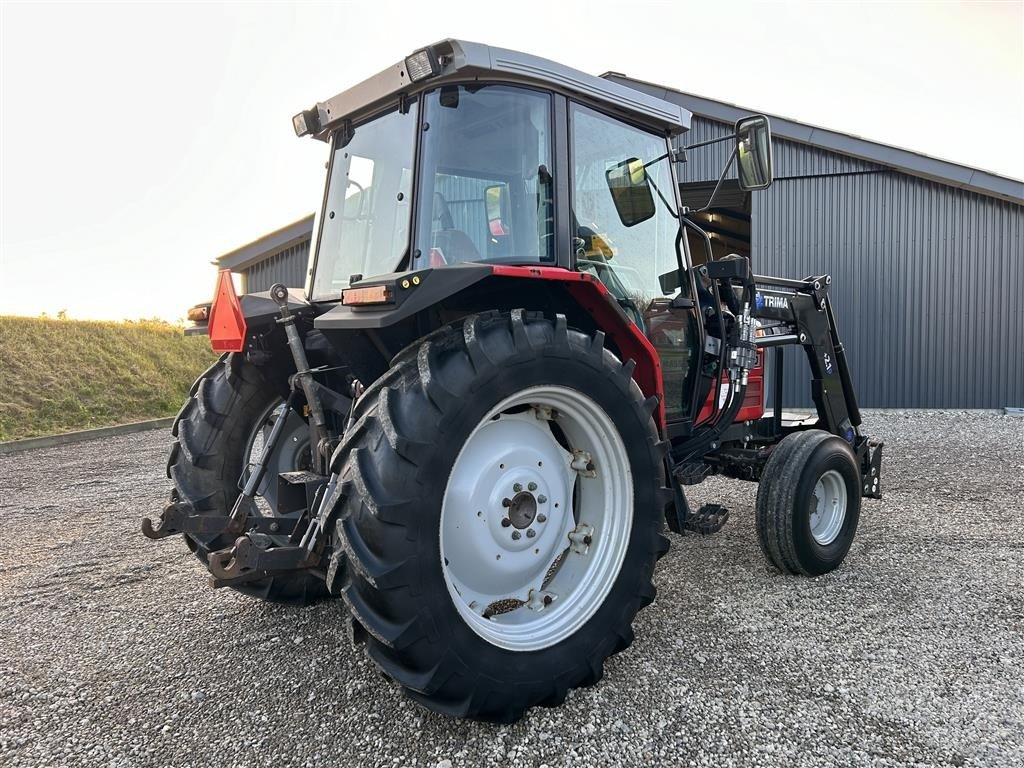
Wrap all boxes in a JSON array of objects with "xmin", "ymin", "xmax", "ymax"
[
  {"xmin": 342, "ymin": 284, "xmax": 394, "ymax": 306},
  {"xmin": 208, "ymin": 270, "xmax": 247, "ymax": 352},
  {"xmin": 404, "ymin": 47, "xmax": 441, "ymax": 82},
  {"xmin": 187, "ymin": 306, "xmax": 209, "ymax": 322}
]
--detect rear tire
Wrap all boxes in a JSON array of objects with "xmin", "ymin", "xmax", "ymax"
[
  {"xmin": 329, "ymin": 311, "xmax": 671, "ymax": 721},
  {"xmin": 168, "ymin": 353, "xmax": 329, "ymax": 605},
  {"xmin": 755, "ymin": 429, "xmax": 861, "ymax": 576}
]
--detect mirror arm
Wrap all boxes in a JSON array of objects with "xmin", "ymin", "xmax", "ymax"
[
  {"xmin": 647, "ymin": 175, "xmax": 679, "ymax": 220},
  {"xmin": 690, "ymin": 147, "xmax": 738, "ymax": 214},
  {"xmin": 682, "ymin": 133, "xmax": 736, "ymax": 152}
]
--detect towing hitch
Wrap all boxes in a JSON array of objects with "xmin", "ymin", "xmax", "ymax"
[{"xmin": 205, "ymin": 476, "xmax": 347, "ymax": 587}]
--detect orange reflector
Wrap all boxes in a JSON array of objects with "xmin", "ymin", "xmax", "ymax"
[
  {"xmin": 208, "ymin": 270, "xmax": 247, "ymax": 352},
  {"xmin": 187, "ymin": 306, "xmax": 209, "ymax": 322},
  {"xmin": 342, "ymin": 284, "xmax": 393, "ymax": 306}
]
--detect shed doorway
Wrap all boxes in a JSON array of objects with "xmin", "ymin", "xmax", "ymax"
[{"xmin": 679, "ymin": 180, "xmax": 751, "ymax": 267}]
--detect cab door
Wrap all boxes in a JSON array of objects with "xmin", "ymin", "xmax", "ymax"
[{"xmin": 568, "ymin": 102, "xmax": 699, "ymax": 422}]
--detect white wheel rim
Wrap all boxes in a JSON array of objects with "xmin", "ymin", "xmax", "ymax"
[
  {"xmin": 809, "ymin": 469, "xmax": 847, "ymax": 546},
  {"xmin": 440, "ymin": 385, "xmax": 633, "ymax": 652}
]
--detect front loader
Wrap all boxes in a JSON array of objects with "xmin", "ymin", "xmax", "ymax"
[{"xmin": 144, "ymin": 39, "xmax": 884, "ymax": 721}]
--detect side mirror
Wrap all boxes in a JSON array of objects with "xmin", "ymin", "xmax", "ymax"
[
  {"xmin": 606, "ymin": 158, "xmax": 656, "ymax": 227},
  {"xmin": 735, "ymin": 115, "xmax": 773, "ymax": 191},
  {"xmin": 484, "ymin": 183, "xmax": 510, "ymax": 236}
]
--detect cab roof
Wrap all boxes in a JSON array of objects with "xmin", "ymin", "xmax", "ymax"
[{"xmin": 296, "ymin": 39, "xmax": 692, "ymax": 141}]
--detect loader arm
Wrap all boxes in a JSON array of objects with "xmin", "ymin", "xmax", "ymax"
[{"xmin": 700, "ymin": 270, "xmax": 884, "ymax": 499}]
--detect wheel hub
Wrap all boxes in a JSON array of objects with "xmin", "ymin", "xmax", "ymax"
[
  {"xmin": 507, "ymin": 491, "xmax": 538, "ymax": 529},
  {"xmin": 809, "ymin": 468, "xmax": 848, "ymax": 546}
]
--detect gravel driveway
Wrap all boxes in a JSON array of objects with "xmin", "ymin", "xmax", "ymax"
[{"xmin": 1, "ymin": 411, "xmax": 1021, "ymax": 767}]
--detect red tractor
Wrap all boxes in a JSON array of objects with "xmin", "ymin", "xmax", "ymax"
[{"xmin": 145, "ymin": 39, "xmax": 883, "ymax": 722}]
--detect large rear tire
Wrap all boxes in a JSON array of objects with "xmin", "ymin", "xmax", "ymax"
[
  {"xmin": 168, "ymin": 353, "xmax": 329, "ymax": 604},
  {"xmin": 329, "ymin": 311, "xmax": 671, "ymax": 722}
]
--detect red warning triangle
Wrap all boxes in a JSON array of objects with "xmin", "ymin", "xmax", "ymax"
[{"xmin": 208, "ymin": 270, "xmax": 247, "ymax": 353}]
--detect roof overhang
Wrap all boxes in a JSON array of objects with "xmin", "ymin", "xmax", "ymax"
[
  {"xmin": 216, "ymin": 214, "xmax": 314, "ymax": 271},
  {"xmin": 295, "ymin": 39, "xmax": 691, "ymax": 141},
  {"xmin": 603, "ymin": 73, "xmax": 1023, "ymax": 206}
]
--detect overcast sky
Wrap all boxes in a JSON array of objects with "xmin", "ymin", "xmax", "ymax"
[{"xmin": 2, "ymin": 0, "xmax": 1022, "ymax": 321}]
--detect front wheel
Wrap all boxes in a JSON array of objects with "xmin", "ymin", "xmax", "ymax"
[
  {"xmin": 755, "ymin": 429, "xmax": 862, "ymax": 576},
  {"xmin": 330, "ymin": 311, "xmax": 670, "ymax": 722}
]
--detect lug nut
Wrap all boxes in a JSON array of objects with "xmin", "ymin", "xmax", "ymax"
[
  {"xmin": 526, "ymin": 529, "xmax": 536, "ymax": 538},
  {"xmin": 512, "ymin": 530, "xmax": 521, "ymax": 540},
  {"xmin": 537, "ymin": 495, "xmax": 547, "ymax": 504},
  {"xmin": 537, "ymin": 514, "xmax": 547, "ymax": 523},
  {"xmin": 513, "ymin": 483, "xmax": 523, "ymax": 492},
  {"xmin": 501, "ymin": 518, "xmax": 511, "ymax": 527},
  {"xmin": 528, "ymin": 482, "xmax": 537, "ymax": 491},
  {"xmin": 502, "ymin": 497, "xmax": 513, "ymax": 507}
]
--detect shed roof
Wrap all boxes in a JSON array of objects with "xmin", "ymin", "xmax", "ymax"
[
  {"xmin": 217, "ymin": 214, "xmax": 315, "ymax": 271},
  {"xmin": 602, "ymin": 73, "xmax": 1024, "ymax": 205}
]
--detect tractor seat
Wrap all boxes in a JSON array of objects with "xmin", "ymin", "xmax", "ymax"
[{"xmin": 432, "ymin": 229, "xmax": 480, "ymax": 265}]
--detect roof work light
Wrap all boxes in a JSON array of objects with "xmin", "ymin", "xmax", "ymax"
[
  {"xmin": 404, "ymin": 47, "xmax": 441, "ymax": 82},
  {"xmin": 292, "ymin": 108, "xmax": 321, "ymax": 137}
]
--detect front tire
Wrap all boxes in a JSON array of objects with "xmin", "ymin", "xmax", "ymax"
[
  {"xmin": 755, "ymin": 429, "xmax": 861, "ymax": 576},
  {"xmin": 330, "ymin": 311, "xmax": 671, "ymax": 721}
]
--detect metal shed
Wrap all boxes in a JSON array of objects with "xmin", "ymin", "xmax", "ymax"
[{"xmin": 216, "ymin": 80, "xmax": 1024, "ymax": 409}]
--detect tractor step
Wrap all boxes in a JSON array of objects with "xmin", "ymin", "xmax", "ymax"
[
  {"xmin": 683, "ymin": 503, "xmax": 730, "ymax": 535},
  {"xmin": 673, "ymin": 461, "xmax": 713, "ymax": 485}
]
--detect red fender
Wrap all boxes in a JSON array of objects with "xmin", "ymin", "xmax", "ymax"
[{"xmin": 491, "ymin": 266, "xmax": 665, "ymax": 429}]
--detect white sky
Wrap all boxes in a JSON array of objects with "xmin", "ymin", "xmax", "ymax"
[{"xmin": 2, "ymin": 0, "xmax": 1022, "ymax": 321}]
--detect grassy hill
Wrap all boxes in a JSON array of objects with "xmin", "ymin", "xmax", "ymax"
[{"xmin": 0, "ymin": 316, "xmax": 217, "ymax": 441}]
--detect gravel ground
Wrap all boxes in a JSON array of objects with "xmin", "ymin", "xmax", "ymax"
[{"xmin": 1, "ymin": 410, "xmax": 1022, "ymax": 768}]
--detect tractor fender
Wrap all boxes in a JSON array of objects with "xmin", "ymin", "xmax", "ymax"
[{"xmin": 490, "ymin": 266, "xmax": 665, "ymax": 429}]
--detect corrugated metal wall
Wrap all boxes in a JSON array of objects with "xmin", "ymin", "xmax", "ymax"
[
  {"xmin": 241, "ymin": 240, "xmax": 310, "ymax": 293},
  {"xmin": 678, "ymin": 116, "xmax": 1024, "ymax": 408}
]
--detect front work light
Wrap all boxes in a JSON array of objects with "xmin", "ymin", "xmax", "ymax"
[
  {"xmin": 404, "ymin": 47, "xmax": 441, "ymax": 82},
  {"xmin": 292, "ymin": 108, "xmax": 320, "ymax": 137}
]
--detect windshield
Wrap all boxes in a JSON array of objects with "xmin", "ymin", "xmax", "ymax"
[
  {"xmin": 413, "ymin": 85, "xmax": 554, "ymax": 268},
  {"xmin": 311, "ymin": 105, "xmax": 418, "ymax": 299}
]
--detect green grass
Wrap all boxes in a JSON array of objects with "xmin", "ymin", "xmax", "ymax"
[{"xmin": 0, "ymin": 316, "xmax": 217, "ymax": 441}]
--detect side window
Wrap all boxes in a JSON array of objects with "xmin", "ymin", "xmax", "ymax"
[{"xmin": 570, "ymin": 105, "xmax": 680, "ymax": 315}]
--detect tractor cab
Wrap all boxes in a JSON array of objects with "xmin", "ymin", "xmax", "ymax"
[{"xmin": 299, "ymin": 41, "xmax": 695, "ymax": 311}]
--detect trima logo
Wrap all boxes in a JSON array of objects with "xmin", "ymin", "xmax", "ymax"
[{"xmin": 759, "ymin": 293, "xmax": 788, "ymax": 310}]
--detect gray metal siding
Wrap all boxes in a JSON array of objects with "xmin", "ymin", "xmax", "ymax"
[
  {"xmin": 677, "ymin": 114, "xmax": 1024, "ymax": 409},
  {"xmin": 241, "ymin": 239, "xmax": 310, "ymax": 293},
  {"xmin": 755, "ymin": 171, "xmax": 1024, "ymax": 409}
]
